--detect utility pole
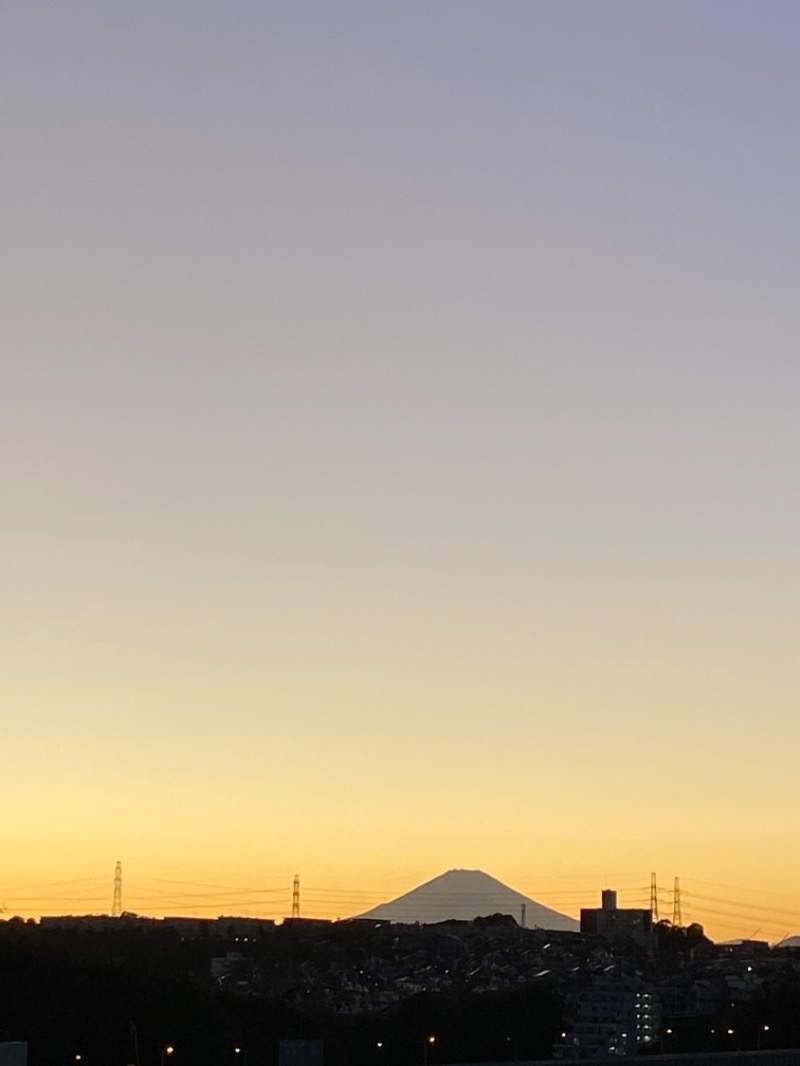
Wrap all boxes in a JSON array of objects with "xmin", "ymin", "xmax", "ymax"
[{"xmin": 129, "ymin": 1021, "xmax": 140, "ymax": 1066}]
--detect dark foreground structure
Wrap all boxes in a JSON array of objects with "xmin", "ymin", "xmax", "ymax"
[
  {"xmin": 5, "ymin": 913, "xmax": 800, "ymax": 1065},
  {"xmin": 453, "ymin": 1052, "xmax": 800, "ymax": 1066}
]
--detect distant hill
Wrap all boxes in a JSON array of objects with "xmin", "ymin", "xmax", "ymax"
[{"xmin": 357, "ymin": 869, "xmax": 579, "ymax": 931}]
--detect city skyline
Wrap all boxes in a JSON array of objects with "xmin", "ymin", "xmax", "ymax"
[
  {"xmin": 3, "ymin": 862, "xmax": 800, "ymax": 944},
  {"xmin": 5, "ymin": 0, "xmax": 800, "ymax": 947}
]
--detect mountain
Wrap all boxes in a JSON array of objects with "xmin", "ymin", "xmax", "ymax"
[{"xmin": 357, "ymin": 869, "xmax": 578, "ymax": 931}]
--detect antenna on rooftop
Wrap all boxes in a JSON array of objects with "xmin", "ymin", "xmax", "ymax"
[
  {"xmin": 649, "ymin": 872, "xmax": 659, "ymax": 921},
  {"xmin": 112, "ymin": 861, "xmax": 123, "ymax": 917},
  {"xmin": 292, "ymin": 874, "xmax": 300, "ymax": 918},
  {"xmin": 672, "ymin": 876, "xmax": 682, "ymax": 927}
]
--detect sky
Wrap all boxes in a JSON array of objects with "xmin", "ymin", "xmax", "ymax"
[{"xmin": 3, "ymin": 0, "xmax": 800, "ymax": 941}]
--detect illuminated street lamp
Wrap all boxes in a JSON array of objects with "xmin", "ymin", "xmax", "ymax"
[
  {"xmin": 161, "ymin": 1046, "xmax": 174, "ymax": 1066},
  {"xmin": 423, "ymin": 1035, "xmax": 436, "ymax": 1066}
]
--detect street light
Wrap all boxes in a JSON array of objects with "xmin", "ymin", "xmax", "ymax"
[
  {"xmin": 423, "ymin": 1035, "xmax": 436, "ymax": 1066},
  {"xmin": 161, "ymin": 1046, "xmax": 174, "ymax": 1066}
]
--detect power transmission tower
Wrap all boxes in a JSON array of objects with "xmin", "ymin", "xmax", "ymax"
[
  {"xmin": 672, "ymin": 876, "xmax": 682, "ymax": 927},
  {"xmin": 112, "ymin": 861, "xmax": 123, "ymax": 917},
  {"xmin": 649, "ymin": 872, "xmax": 659, "ymax": 921},
  {"xmin": 292, "ymin": 874, "xmax": 300, "ymax": 918}
]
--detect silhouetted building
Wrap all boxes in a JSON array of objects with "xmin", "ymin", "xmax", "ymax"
[
  {"xmin": 580, "ymin": 890, "xmax": 653, "ymax": 950},
  {"xmin": 279, "ymin": 1040, "xmax": 323, "ymax": 1066},
  {"xmin": 39, "ymin": 914, "xmax": 274, "ymax": 939},
  {"xmin": 0, "ymin": 1043, "xmax": 28, "ymax": 1066},
  {"xmin": 40, "ymin": 915, "xmax": 158, "ymax": 932},
  {"xmin": 560, "ymin": 975, "xmax": 660, "ymax": 1058}
]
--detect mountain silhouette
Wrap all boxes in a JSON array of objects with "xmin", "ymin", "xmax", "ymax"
[{"xmin": 357, "ymin": 869, "xmax": 578, "ymax": 930}]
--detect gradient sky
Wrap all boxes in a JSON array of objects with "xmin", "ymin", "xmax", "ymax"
[{"xmin": 4, "ymin": 0, "xmax": 800, "ymax": 940}]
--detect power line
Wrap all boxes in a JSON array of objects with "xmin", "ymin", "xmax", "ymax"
[{"xmin": 9, "ymin": 866, "xmax": 796, "ymax": 939}]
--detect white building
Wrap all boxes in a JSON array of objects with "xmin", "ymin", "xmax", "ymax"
[{"xmin": 562, "ymin": 976, "xmax": 660, "ymax": 1058}]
